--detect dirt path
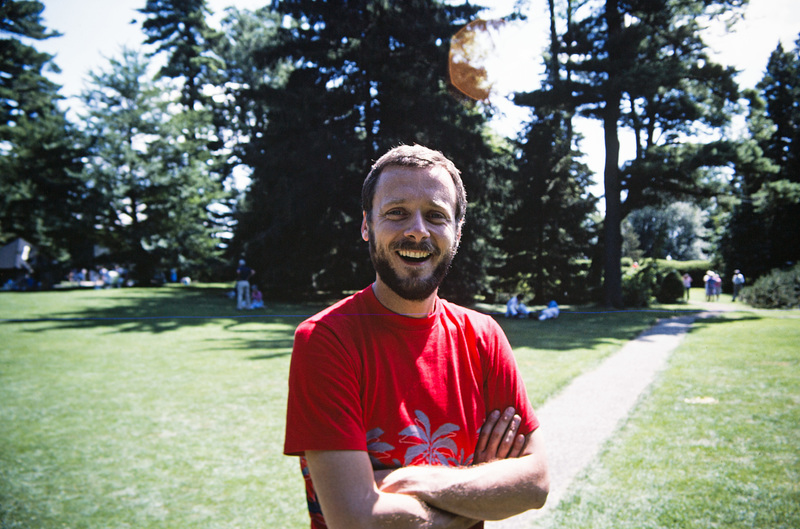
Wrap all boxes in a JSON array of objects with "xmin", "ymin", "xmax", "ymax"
[{"xmin": 487, "ymin": 313, "xmax": 701, "ymax": 528}]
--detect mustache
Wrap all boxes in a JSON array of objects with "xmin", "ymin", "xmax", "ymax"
[{"xmin": 389, "ymin": 239, "xmax": 440, "ymax": 256}]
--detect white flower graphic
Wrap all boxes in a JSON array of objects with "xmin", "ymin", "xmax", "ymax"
[{"xmin": 398, "ymin": 410, "xmax": 461, "ymax": 466}]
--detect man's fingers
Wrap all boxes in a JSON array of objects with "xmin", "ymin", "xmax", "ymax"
[
  {"xmin": 497, "ymin": 412, "xmax": 521, "ymax": 459},
  {"xmin": 476, "ymin": 406, "xmax": 522, "ymax": 463},
  {"xmin": 476, "ymin": 409, "xmax": 501, "ymax": 454},
  {"xmin": 508, "ymin": 432, "xmax": 526, "ymax": 458}
]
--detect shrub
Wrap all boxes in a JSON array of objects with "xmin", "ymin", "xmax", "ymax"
[
  {"xmin": 656, "ymin": 259, "xmax": 711, "ymax": 290},
  {"xmin": 656, "ymin": 269, "xmax": 686, "ymax": 303},
  {"xmin": 622, "ymin": 264, "xmax": 658, "ymax": 307},
  {"xmin": 623, "ymin": 262, "xmax": 688, "ymax": 307},
  {"xmin": 740, "ymin": 265, "xmax": 800, "ymax": 309}
]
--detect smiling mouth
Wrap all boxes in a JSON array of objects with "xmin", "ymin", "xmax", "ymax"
[{"xmin": 397, "ymin": 249, "xmax": 433, "ymax": 263}]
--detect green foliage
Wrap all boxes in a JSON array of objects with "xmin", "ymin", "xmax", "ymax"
[
  {"xmin": 658, "ymin": 259, "xmax": 711, "ymax": 291},
  {"xmin": 79, "ymin": 49, "xmax": 228, "ymax": 284},
  {"xmin": 740, "ymin": 265, "xmax": 800, "ymax": 309},
  {"xmin": 0, "ymin": 0, "xmax": 89, "ymax": 272},
  {"xmin": 516, "ymin": 0, "xmax": 747, "ymax": 307},
  {"xmin": 720, "ymin": 36, "xmax": 800, "ymax": 282},
  {"xmin": 622, "ymin": 264, "xmax": 658, "ymax": 308},
  {"xmin": 498, "ymin": 102, "xmax": 598, "ymax": 304},
  {"xmin": 622, "ymin": 260, "xmax": 697, "ymax": 307},
  {"xmin": 228, "ymin": 0, "xmax": 509, "ymax": 301},
  {"xmin": 139, "ymin": 0, "xmax": 224, "ymax": 108},
  {"xmin": 656, "ymin": 269, "xmax": 686, "ymax": 304}
]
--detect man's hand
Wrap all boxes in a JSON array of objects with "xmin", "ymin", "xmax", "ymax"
[{"xmin": 473, "ymin": 407, "xmax": 526, "ymax": 464}]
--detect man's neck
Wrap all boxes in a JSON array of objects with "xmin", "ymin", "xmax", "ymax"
[{"xmin": 371, "ymin": 281, "xmax": 437, "ymax": 318}]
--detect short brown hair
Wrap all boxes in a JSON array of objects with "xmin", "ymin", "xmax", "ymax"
[{"xmin": 362, "ymin": 145, "xmax": 467, "ymax": 224}]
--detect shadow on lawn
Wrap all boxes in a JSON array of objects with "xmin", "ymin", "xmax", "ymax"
[
  {"xmin": 494, "ymin": 308, "xmax": 710, "ymax": 352},
  {"xmin": 7, "ymin": 288, "xmax": 755, "ymax": 356},
  {"xmin": 687, "ymin": 312, "xmax": 763, "ymax": 332},
  {"xmin": 1, "ymin": 286, "xmax": 322, "ymax": 336}
]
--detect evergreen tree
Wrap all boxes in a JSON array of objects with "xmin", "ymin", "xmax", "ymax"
[
  {"xmin": 139, "ymin": 0, "xmax": 223, "ymax": 108},
  {"xmin": 498, "ymin": 0, "xmax": 597, "ymax": 304},
  {"xmin": 232, "ymin": 0, "xmax": 512, "ymax": 301},
  {"xmin": 0, "ymin": 0, "xmax": 88, "ymax": 277},
  {"xmin": 500, "ymin": 110, "xmax": 597, "ymax": 303},
  {"xmin": 79, "ymin": 49, "xmax": 227, "ymax": 284},
  {"xmin": 721, "ymin": 36, "xmax": 800, "ymax": 278},
  {"xmin": 516, "ymin": 0, "xmax": 745, "ymax": 306}
]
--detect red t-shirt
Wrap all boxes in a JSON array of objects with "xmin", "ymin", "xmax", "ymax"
[{"xmin": 284, "ymin": 286, "xmax": 538, "ymax": 528}]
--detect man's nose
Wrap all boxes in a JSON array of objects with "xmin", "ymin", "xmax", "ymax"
[{"xmin": 404, "ymin": 211, "xmax": 430, "ymax": 241}]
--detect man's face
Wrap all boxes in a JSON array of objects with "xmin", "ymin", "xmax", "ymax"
[{"xmin": 362, "ymin": 165, "xmax": 462, "ymax": 301}]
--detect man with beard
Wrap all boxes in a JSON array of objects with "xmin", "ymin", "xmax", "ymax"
[{"xmin": 284, "ymin": 145, "xmax": 549, "ymax": 529}]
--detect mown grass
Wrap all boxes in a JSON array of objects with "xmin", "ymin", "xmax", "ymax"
[
  {"xmin": 0, "ymin": 284, "xmax": 747, "ymax": 528},
  {"xmin": 537, "ymin": 311, "xmax": 800, "ymax": 529}
]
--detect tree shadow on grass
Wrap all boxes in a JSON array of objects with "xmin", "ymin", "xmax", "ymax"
[
  {"xmin": 686, "ymin": 312, "xmax": 764, "ymax": 333},
  {"xmin": 493, "ymin": 308, "xmax": 708, "ymax": 352},
  {"xmin": 3, "ymin": 286, "xmax": 323, "ymax": 331}
]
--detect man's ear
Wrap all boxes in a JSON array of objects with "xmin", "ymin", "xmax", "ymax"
[
  {"xmin": 455, "ymin": 220, "xmax": 464, "ymax": 246},
  {"xmin": 361, "ymin": 212, "xmax": 369, "ymax": 241}
]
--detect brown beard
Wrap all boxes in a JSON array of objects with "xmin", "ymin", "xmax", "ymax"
[{"xmin": 368, "ymin": 227, "xmax": 456, "ymax": 302}]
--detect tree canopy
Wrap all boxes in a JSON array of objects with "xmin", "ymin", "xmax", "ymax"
[
  {"xmin": 0, "ymin": 0, "xmax": 87, "ymax": 273},
  {"xmin": 516, "ymin": 0, "xmax": 747, "ymax": 306},
  {"xmin": 5, "ymin": 0, "xmax": 793, "ymax": 303}
]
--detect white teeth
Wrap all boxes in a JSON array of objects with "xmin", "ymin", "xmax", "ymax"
[{"xmin": 398, "ymin": 250, "xmax": 431, "ymax": 259}]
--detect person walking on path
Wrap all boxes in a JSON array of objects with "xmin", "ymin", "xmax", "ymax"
[
  {"xmin": 682, "ymin": 273, "xmax": 692, "ymax": 301},
  {"xmin": 732, "ymin": 270, "xmax": 745, "ymax": 301}
]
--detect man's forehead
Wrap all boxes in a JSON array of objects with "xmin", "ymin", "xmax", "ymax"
[{"xmin": 374, "ymin": 165, "xmax": 457, "ymax": 203}]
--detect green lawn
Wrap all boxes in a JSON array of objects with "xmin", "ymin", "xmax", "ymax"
[
  {"xmin": 2, "ymin": 285, "xmax": 791, "ymax": 528},
  {"xmin": 537, "ymin": 311, "xmax": 800, "ymax": 529}
]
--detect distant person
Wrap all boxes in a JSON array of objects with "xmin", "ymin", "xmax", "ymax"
[
  {"xmin": 284, "ymin": 144, "xmax": 548, "ymax": 528},
  {"xmin": 235, "ymin": 259, "xmax": 255, "ymax": 310},
  {"xmin": 731, "ymin": 269, "xmax": 745, "ymax": 301},
  {"xmin": 713, "ymin": 272, "xmax": 721, "ymax": 301},
  {"xmin": 538, "ymin": 300, "xmax": 559, "ymax": 321},
  {"xmin": 505, "ymin": 293, "xmax": 532, "ymax": 319},
  {"xmin": 703, "ymin": 270, "xmax": 715, "ymax": 302},
  {"xmin": 682, "ymin": 273, "xmax": 692, "ymax": 301},
  {"xmin": 250, "ymin": 285, "xmax": 264, "ymax": 309}
]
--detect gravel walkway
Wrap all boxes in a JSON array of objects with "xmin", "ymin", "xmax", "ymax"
[{"xmin": 487, "ymin": 313, "xmax": 701, "ymax": 528}]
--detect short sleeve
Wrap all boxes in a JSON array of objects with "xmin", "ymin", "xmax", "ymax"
[
  {"xmin": 284, "ymin": 320, "xmax": 367, "ymax": 456},
  {"xmin": 481, "ymin": 318, "xmax": 539, "ymax": 435}
]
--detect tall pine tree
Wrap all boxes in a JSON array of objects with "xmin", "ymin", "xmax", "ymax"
[
  {"xmin": 516, "ymin": 0, "xmax": 745, "ymax": 306},
  {"xmin": 0, "ymin": 0, "xmax": 88, "ymax": 279},
  {"xmin": 721, "ymin": 36, "xmax": 800, "ymax": 278},
  {"xmin": 232, "ymin": 0, "xmax": 513, "ymax": 301},
  {"xmin": 80, "ymin": 49, "xmax": 227, "ymax": 284}
]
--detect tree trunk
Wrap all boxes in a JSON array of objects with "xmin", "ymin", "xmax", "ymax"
[{"xmin": 602, "ymin": 0, "xmax": 624, "ymax": 308}]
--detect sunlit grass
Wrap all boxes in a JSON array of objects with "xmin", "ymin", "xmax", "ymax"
[
  {"xmin": 1, "ymin": 285, "xmax": 786, "ymax": 528},
  {"xmin": 537, "ymin": 311, "xmax": 800, "ymax": 529}
]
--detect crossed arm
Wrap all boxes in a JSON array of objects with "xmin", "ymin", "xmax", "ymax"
[{"xmin": 305, "ymin": 407, "xmax": 549, "ymax": 529}]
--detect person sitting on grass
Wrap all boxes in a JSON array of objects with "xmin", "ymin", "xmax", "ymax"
[
  {"xmin": 250, "ymin": 285, "xmax": 264, "ymax": 309},
  {"xmin": 538, "ymin": 300, "xmax": 559, "ymax": 321},
  {"xmin": 505, "ymin": 293, "xmax": 533, "ymax": 319}
]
